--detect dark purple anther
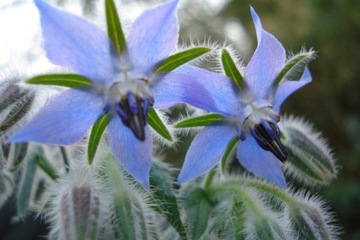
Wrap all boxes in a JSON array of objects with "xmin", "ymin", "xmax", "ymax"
[
  {"xmin": 250, "ymin": 120, "xmax": 287, "ymax": 163},
  {"xmin": 115, "ymin": 93, "xmax": 154, "ymax": 141},
  {"xmin": 127, "ymin": 91, "xmax": 139, "ymax": 115},
  {"xmin": 142, "ymin": 97, "xmax": 153, "ymax": 117},
  {"xmin": 114, "ymin": 103, "xmax": 128, "ymax": 122}
]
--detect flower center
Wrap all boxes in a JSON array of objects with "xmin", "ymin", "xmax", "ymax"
[
  {"xmin": 243, "ymin": 104, "xmax": 288, "ymax": 162},
  {"xmin": 108, "ymin": 73, "xmax": 153, "ymax": 141},
  {"xmin": 115, "ymin": 91, "xmax": 153, "ymax": 141}
]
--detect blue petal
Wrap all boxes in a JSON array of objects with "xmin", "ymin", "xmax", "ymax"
[
  {"xmin": 153, "ymin": 65, "xmax": 240, "ymax": 117},
  {"xmin": 107, "ymin": 117, "xmax": 152, "ymax": 189},
  {"xmin": 244, "ymin": 7, "xmax": 286, "ymax": 99},
  {"xmin": 236, "ymin": 136, "xmax": 287, "ymax": 188},
  {"xmin": 178, "ymin": 124, "xmax": 237, "ymax": 183},
  {"xmin": 35, "ymin": 0, "xmax": 116, "ymax": 86},
  {"xmin": 127, "ymin": 0, "xmax": 179, "ymax": 75},
  {"xmin": 9, "ymin": 88, "xmax": 104, "ymax": 145},
  {"xmin": 272, "ymin": 67, "xmax": 312, "ymax": 112}
]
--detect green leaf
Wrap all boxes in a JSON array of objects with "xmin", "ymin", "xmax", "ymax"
[
  {"xmin": 17, "ymin": 154, "xmax": 37, "ymax": 218},
  {"xmin": 26, "ymin": 74, "xmax": 92, "ymax": 88},
  {"xmin": 182, "ymin": 187, "xmax": 213, "ymax": 240},
  {"xmin": 88, "ymin": 114, "xmax": 109, "ymax": 165},
  {"xmin": 36, "ymin": 156, "xmax": 60, "ymax": 181},
  {"xmin": 221, "ymin": 49, "xmax": 244, "ymax": 89},
  {"xmin": 174, "ymin": 114, "xmax": 224, "ymax": 128},
  {"xmin": 220, "ymin": 136, "xmax": 239, "ymax": 175},
  {"xmin": 149, "ymin": 160, "xmax": 186, "ymax": 239},
  {"xmin": 147, "ymin": 108, "xmax": 172, "ymax": 141},
  {"xmin": 105, "ymin": 0, "xmax": 126, "ymax": 53},
  {"xmin": 273, "ymin": 51, "xmax": 314, "ymax": 86},
  {"xmin": 156, "ymin": 47, "xmax": 211, "ymax": 72}
]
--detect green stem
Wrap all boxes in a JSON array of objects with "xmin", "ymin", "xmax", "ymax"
[
  {"xmin": 210, "ymin": 185, "xmax": 261, "ymax": 217},
  {"xmin": 209, "ymin": 179, "xmax": 293, "ymax": 204},
  {"xmin": 204, "ymin": 167, "xmax": 217, "ymax": 189},
  {"xmin": 60, "ymin": 146, "xmax": 69, "ymax": 172},
  {"xmin": 240, "ymin": 180, "xmax": 293, "ymax": 203}
]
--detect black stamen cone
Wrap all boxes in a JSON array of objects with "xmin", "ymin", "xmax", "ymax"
[
  {"xmin": 251, "ymin": 121, "xmax": 288, "ymax": 163},
  {"xmin": 118, "ymin": 94, "xmax": 149, "ymax": 141}
]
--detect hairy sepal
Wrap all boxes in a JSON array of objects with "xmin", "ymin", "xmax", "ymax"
[
  {"xmin": 280, "ymin": 116, "xmax": 337, "ymax": 186},
  {"xmin": 274, "ymin": 49, "xmax": 316, "ymax": 86},
  {"xmin": 149, "ymin": 160, "xmax": 186, "ymax": 238}
]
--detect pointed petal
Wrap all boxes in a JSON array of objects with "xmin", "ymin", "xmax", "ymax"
[
  {"xmin": 35, "ymin": 0, "xmax": 115, "ymax": 86},
  {"xmin": 9, "ymin": 89, "xmax": 104, "ymax": 145},
  {"xmin": 108, "ymin": 118, "xmax": 152, "ymax": 189},
  {"xmin": 273, "ymin": 67, "xmax": 312, "ymax": 112},
  {"xmin": 244, "ymin": 7, "xmax": 286, "ymax": 99},
  {"xmin": 178, "ymin": 124, "xmax": 237, "ymax": 183},
  {"xmin": 153, "ymin": 65, "xmax": 240, "ymax": 117},
  {"xmin": 127, "ymin": 0, "xmax": 179, "ymax": 75},
  {"xmin": 236, "ymin": 136, "xmax": 287, "ymax": 188}
]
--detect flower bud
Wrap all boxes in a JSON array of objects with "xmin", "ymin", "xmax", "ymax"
[{"xmin": 61, "ymin": 185, "xmax": 100, "ymax": 240}]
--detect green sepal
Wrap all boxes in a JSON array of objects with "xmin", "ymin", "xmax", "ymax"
[
  {"xmin": 26, "ymin": 74, "xmax": 92, "ymax": 88},
  {"xmin": 36, "ymin": 156, "xmax": 60, "ymax": 181},
  {"xmin": 182, "ymin": 186, "xmax": 213, "ymax": 240},
  {"xmin": 273, "ymin": 51, "xmax": 314, "ymax": 86},
  {"xmin": 105, "ymin": 0, "xmax": 126, "ymax": 53},
  {"xmin": 209, "ymin": 181, "xmax": 287, "ymax": 239},
  {"xmin": 156, "ymin": 47, "xmax": 211, "ymax": 72},
  {"xmin": 289, "ymin": 204, "xmax": 332, "ymax": 240},
  {"xmin": 0, "ymin": 171, "xmax": 14, "ymax": 207},
  {"xmin": 103, "ymin": 157, "xmax": 149, "ymax": 240},
  {"xmin": 88, "ymin": 114, "xmax": 109, "ymax": 165},
  {"xmin": 65, "ymin": 186, "xmax": 100, "ymax": 240},
  {"xmin": 147, "ymin": 108, "xmax": 173, "ymax": 141},
  {"xmin": 33, "ymin": 179, "xmax": 46, "ymax": 202},
  {"xmin": 0, "ymin": 93, "xmax": 35, "ymax": 134},
  {"xmin": 174, "ymin": 114, "xmax": 224, "ymax": 128},
  {"xmin": 149, "ymin": 160, "xmax": 186, "ymax": 239},
  {"xmin": 17, "ymin": 154, "xmax": 37, "ymax": 219},
  {"xmin": 220, "ymin": 136, "xmax": 240, "ymax": 175},
  {"xmin": 280, "ymin": 117, "xmax": 337, "ymax": 185},
  {"xmin": 218, "ymin": 200, "xmax": 246, "ymax": 240},
  {"xmin": 0, "ymin": 88, "xmax": 28, "ymax": 114},
  {"xmin": 221, "ymin": 49, "xmax": 244, "ymax": 89},
  {"xmin": 6, "ymin": 143, "xmax": 28, "ymax": 172}
]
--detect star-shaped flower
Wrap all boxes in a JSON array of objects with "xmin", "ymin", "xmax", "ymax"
[
  {"xmin": 154, "ymin": 7, "xmax": 314, "ymax": 187},
  {"xmin": 9, "ymin": 0, "xmax": 180, "ymax": 188}
]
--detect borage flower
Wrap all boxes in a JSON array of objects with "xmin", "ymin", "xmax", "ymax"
[
  {"xmin": 9, "ymin": 0, "xmax": 182, "ymax": 188},
  {"xmin": 155, "ymin": 7, "xmax": 315, "ymax": 187}
]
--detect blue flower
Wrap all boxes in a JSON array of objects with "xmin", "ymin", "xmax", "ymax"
[
  {"xmin": 154, "ymin": 7, "xmax": 314, "ymax": 188},
  {"xmin": 9, "ymin": 0, "xmax": 180, "ymax": 188}
]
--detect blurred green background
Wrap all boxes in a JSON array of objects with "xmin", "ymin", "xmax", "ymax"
[{"xmin": 1, "ymin": 0, "xmax": 359, "ymax": 239}]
